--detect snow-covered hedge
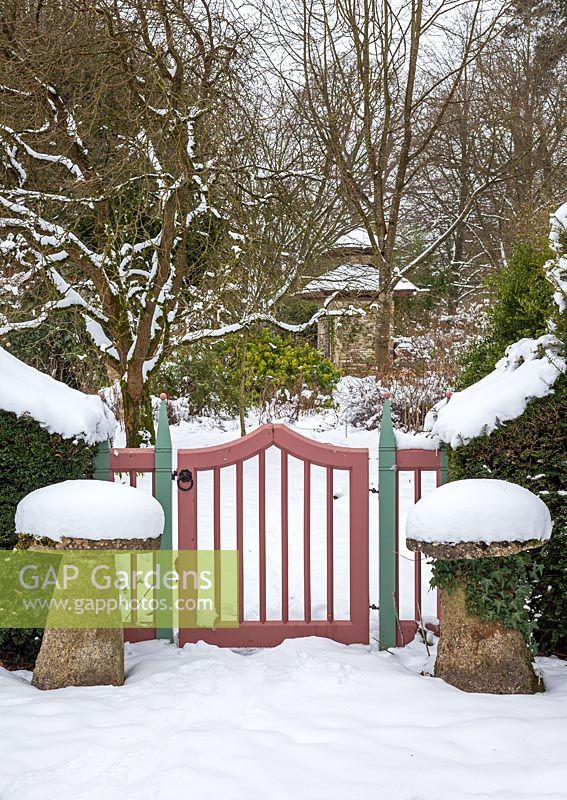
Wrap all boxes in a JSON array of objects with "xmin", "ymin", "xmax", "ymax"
[
  {"xmin": 0, "ymin": 349, "xmax": 115, "ymax": 668},
  {"xmin": 425, "ymin": 334, "xmax": 566, "ymax": 448},
  {"xmin": 0, "ymin": 346, "xmax": 115, "ymax": 444},
  {"xmin": 439, "ymin": 213, "xmax": 567, "ymax": 655}
]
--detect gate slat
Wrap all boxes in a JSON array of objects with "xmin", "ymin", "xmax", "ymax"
[
  {"xmin": 414, "ymin": 469, "xmax": 422, "ymax": 623},
  {"xmin": 213, "ymin": 466, "xmax": 221, "ymax": 618},
  {"xmin": 213, "ymin": 467, "xmax": 221, "ymax": 551},
  {"xmin": 303, "ymin": 460, "xmax": 311, "ymax": 624},
  {"xmin": 281, "ymin": 450, "xmax": 289, "ymax": 624},
  {"xmin": 236, "ymin": 460, "xmax": 244, "ymax": 623},
  {"xmin": 349, "ymin": 453, "xmax": 369, "ymax": 642},
  {"xmin": 259, "ymin": 450, "xmax": 267, "ymax": 624},
  {"xmin": 188, "ymin": 470, "xmax": 198, "ymax": 549},
  {"xmin": 326, "ymin": 466, "xmax": 334, "ymax": 623}
]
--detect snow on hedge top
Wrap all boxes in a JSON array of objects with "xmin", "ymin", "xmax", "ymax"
[
  {"xmin": 15, "ymin": 480, "xmax": 164, "ymax": 541},
  {"xmin": 406, "ymin": 479, "xmax": 552, "ymax": 545},
  {"xmin": 426, "ymin": 334, "xmax": 565, "ymax": 448},
  {"xmin": 0, "ymin": 346, "xmax": 116, "ymax": 444}
]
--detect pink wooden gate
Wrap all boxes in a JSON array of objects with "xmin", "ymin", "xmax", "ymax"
[
  {"xmin": 395, "ymin": 448, "xmax": 444, "ymax": 647},
  {"xmin": 177, "ymin": 424, "xmax": 369, "ymax": 648}
]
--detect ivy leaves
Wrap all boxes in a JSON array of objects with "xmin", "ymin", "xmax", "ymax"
[{"xmin": 431, "ymin": 553, "xmax": 542, "ymax": 652}]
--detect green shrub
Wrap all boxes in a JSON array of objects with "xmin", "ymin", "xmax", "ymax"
[
  {"xmin": 153, "ymin": 328, "xmax": 339, "ymax": 415},
  {"xmin": 459, "ymin": 240, "xmax": 555, "ymax": 387},
  {"xmin": 0, "ymin": 410, "xmax": 97, "ymax": 668},
  {"xmin": 450, "ymin": 237, "xmax": 566, "ymax": 654},
  {"xmin": 245, "ymin": 329, "xmax": 339, "ymax": 406},
  {"xmin": 448, "ymin": 377, "xmax": 567, "ymax": 654}
]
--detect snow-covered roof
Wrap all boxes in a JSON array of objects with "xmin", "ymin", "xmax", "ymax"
[
  {"xmin": 15, "ymin": 480, "xmax": 164, "ymax": 541},
  {"xmin": 300, "ymin": 264, "xmax": 420, "ymax": 297},
  {"xmin": 334, "ymin": 228, "xmax": 371, "ymax": 248},
  {"xmin": 0, "ymin": 346, "xmax": 116, "ymax": 444},
  {"xmin": 425, "ymin": 335, "xmax": 566, "ymax": 449},
  {"xmin": 406, "ymin": 479, "xmax": 552, "ymax": 545}
]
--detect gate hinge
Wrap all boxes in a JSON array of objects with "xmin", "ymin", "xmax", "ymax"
[{"xmin": 369, "ymin": 603, "xmax": 379, "ymax": 610}]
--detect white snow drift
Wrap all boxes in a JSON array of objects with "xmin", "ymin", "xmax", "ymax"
[
  {"xmin": 0, "ymin": 346, "xmax": 115, "ymax": 444},
  {"xmin": 406, "ymin": 478, "xmax": 552, "ymax": 545},
  {"xmin": 1, "ymin": 638, "xmax": 566, "ymax": 800},
  {"xmin": 15, "ymin": 480, "xmax": 164, "ymax": 541},
  {"xmin": 426, "ymin": 334, "xmax": 565, "ymax": 448}
]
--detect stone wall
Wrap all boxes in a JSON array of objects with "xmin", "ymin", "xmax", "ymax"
[{"xmin": 317, "ymin": 297, "xmax": 378, "ymax": 375}]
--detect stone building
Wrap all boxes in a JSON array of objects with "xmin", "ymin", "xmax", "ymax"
[{"xmin": 299, "ymin": 231, "xmax": 420, "ymax": 374}]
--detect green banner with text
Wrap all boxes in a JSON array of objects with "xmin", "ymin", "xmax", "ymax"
[{"xmin": 0, "ymin": 550, "xmax": 238, "ymax": 629}]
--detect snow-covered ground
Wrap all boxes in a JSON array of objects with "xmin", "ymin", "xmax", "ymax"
[
  {"xmin": 2, "ymin": 411, "xmax": 567, "ymax": 799},
  {"xmin": 1, "ymin": 637, "xmax": 566, "ymax": 800}
]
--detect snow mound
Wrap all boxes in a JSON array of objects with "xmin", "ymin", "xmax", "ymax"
[
  {"xmin": 0, "ymin": 346, "xmax": 116, "ymax": 444},
  {"xmin": 426, "ymin": 334, "xmax": 565, "ymax": 448},
  {"xmin": 406, "ymin": 479, "xmax": 552, "ymax": 545},
  {"xmin": 15, "ymin": 480, "xmax": 164, "ymax": 541}
]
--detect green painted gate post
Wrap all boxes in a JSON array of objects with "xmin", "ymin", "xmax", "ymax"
[
  {"xmin": 93, "ymin": 439, "xmax": 110, "ymax": 481},
  {"xmin": 378, "ymin": 395, "xmax": 397, "ymax": 650},
  {"xmin": 441, "ymin": 444, "xmax": 448, "ymax": 484},
  {"xmin": 155, "ymin": 394, "xmax": 174, "ymax": 641}
]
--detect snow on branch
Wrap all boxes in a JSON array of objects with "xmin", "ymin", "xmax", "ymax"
[
  {"xmin": 179, "ymin": 302, "xmax": 364, "ymax": 344},
  {"xmin": 0, "ymin": 125, "xmax": 84, "ymax": 181}
]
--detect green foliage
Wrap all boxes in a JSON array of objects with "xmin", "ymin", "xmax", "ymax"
[
  {"xmin": 448, "ymin": 375, "xmax": 567, "ymax": 654},
  {"xmin": 450, "ymin": 235, "xmax": 567, "ymax": 654},
  {"xmin": 153, "ymin": 328, "xmax": 340, "ymax": 415},
  {"xmin": 0, "ymin": 410, "xmax": 96, "ymax": 668},
  {"xmin": 431, "ymin": 553, "xmax": 541, "ymax": 649},
  {"xmin": 459, "ymin": 240, "xmax": 555, "ymax": 386},
  {"xmin": 245, "ymin": 329, "xmax": 339, "ymax": 404}
]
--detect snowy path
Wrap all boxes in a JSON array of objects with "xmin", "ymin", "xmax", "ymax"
[{"xmin": 1, "ymin": 638, "xmax": 566, "ymax": 800}]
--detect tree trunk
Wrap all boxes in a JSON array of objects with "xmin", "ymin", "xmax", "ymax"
[
  {"xmin": 238, "ymin": 330, "xmax": 249, "ymax": 437},
  {"xmin": 375, "ymin": 291, "xmax": 394, "ymax": 371},
  {"xmin": 121, "ymin": 373, "xmax": 155, "ymax": 447}
]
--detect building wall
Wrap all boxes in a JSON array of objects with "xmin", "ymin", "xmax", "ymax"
[{"xmin": 317, "ymin": 297, "xmax": 378, "ymax": 375}]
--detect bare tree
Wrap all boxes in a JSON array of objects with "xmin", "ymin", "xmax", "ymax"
[
  {"xmin": 0, "ymin": 0, "xmax": 356, "ymax": 444},
  {"xmin": 264, "ymin": 0, "xmax": 507, "ymax": 368}
]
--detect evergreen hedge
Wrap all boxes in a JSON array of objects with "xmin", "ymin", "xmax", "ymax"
[
  {"xmin": 448, "ymin": 376, "xmax": 567, "ymax": 654},
  {"xmin": 449, "ymin": 239, "xmax": 567, "ymax": 655},
  {"xmin": 0, "ymin": 410, "xmax": 97, "ymax": 668}
]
